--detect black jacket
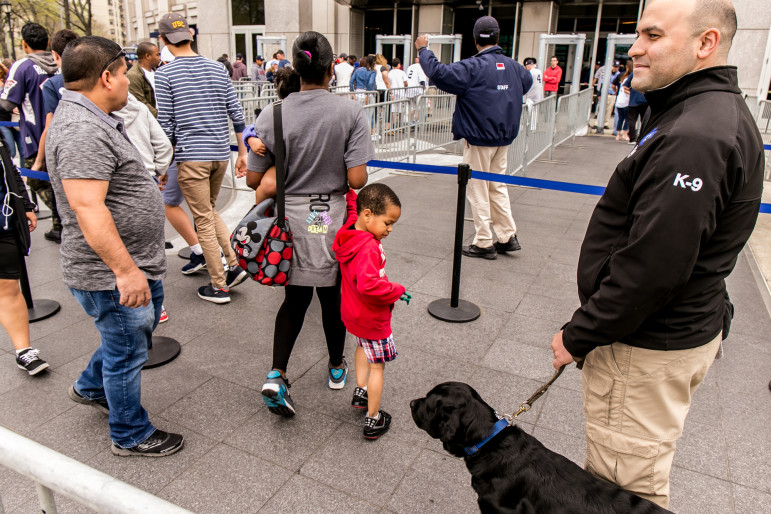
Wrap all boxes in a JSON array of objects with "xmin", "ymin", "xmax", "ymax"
[
  {"xmin": 0, "ymin": 138, "xmax": 35, "ymax": 253},
  {"xmin": 563, "ymin": 66, "xmax": 764, "ymax": 357}
]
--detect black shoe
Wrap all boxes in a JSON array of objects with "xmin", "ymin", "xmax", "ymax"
[
  {"xmin": 351, "ymin": 387, "xmax": 368, "ymax": 409},
  {"xmin": 44, "ymin": 228, "xmax": 61, "ymax": 244},
  {"xmin": 181, "ymin": 252, "xmax": 206, "ymax": 274},
  {"xmin": 197, "ymin": 284, "xmax": 231, "ymax": 304},
  {"xmin": 111, "ymin": 429, "xmax": 184, "ymax": 457},
  {"xmin": 68, "ymin": 385, "xmax": 109, "ymax": 414},
  {"xmin": 461, "ymin": 244, "xmax": 497, "ymax": 260},
  {"xmin": 363, "ymin": 410, "xmax": 392, "ymax": 440},
  {"xmin": 494, "ymin": 235, "xmax": 522, "ymax": 254},
  {"xmin": 15, "ymin": 348, "xmax": 49, "ymax": 375},
  {"xmin": 226, "ymin": 264, "xmax": 248, "ymax": 289},
  {"xmin": 261, "ymin": 370, "xmax": 296, "ymax": 417}
]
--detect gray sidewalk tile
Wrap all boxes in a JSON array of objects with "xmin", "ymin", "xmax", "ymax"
[
  {"xmin": 300, "ymin": 422, "xmax": 421, "ymax": 506},
  {"xmin": 0, "ymin": 371, "xmax": 76, "ymax": 434},
  {"xmin": 140, "ymin": 358, "xmax": 213, "ymax": 414},
  {"xmin": 526, "ymin": 269, "xmax": 580, "ymax": 301},
  {"xmin": 391, "ymin": 292, "xmax": 509, "ymax": 363},
  {"xmin": 500, "ymin": 313, "xmax": 565, "ymax": 350},
  {"xmin": 720, "ymin": 391, "xmax": 771, "ymax": 494},
  {"xmin": 732, "ymin": 484, "xmax": 771, "ymax": 514},
  {"xmin": 25, "ymin": 318, "xmax": 99, "ymax": 369},
  {"xmin": 159, "ymin": 377, "xmax": 264, "ymax": 441},
  {"xmin": 259, "ymin": 474, "xmax": 376, "ymax": 513},
  {"xmin": 157, "ymin": 443, "xmax": 293, "ymax": 514},
  {"xmin": 511, "ymin": 203, "xmax": 581, "ymax": 229},
  {"xmin": 685, "ymin": 367, "xmax": 724, "ymax": 427},
  {"xmin": 534, "ymin": 385, "xmax": 585, "ymax": 435},
  {"xmin": 385, "ymin": 447, "xmax": 479, "ymax": 514},
  {"xmin": 410, "ymin": 259, "xmax": 537, "ymax": 313},
  {"xmin": 668, "ymin": 466, "xmax": 733, "ymax": 514},
  {"xmin": 0, "ymin": 353, "xmax": 31, "ymax": 395},
  {"xmin": 228, "ymin": 407, "xmax": 342, "ymax": 472},
  {"xmin": 382, "ymin": 222, "xmax": 454, "ymax": 259},
  {"xmin": 481, "ymin": 336, "xmax": 559, "ymax": 383},
  {"xmin": 492, "ymin": 241, "xmax": 555, "ymax": 276},
  {"xmin": 713, "ymin": 333, "xmax": 770, "ymax": 397},
  {"xmin": 674, "ymin": 418, "xmax": 730, "ymax": 481},
  {"xmin": 0, "ymin": 468, "xmax": 37, "ymax": 513},
  {"xmin": 531, "ymin": 425, "xmax": 586, "ymax": 467},
  {"xmin": 380, "ymin": 249, "xmax": 442, "ymax": 289},
  {"xmin": 515, "ymin": 293, "xmax": 580, "ymax": 324},
  {"xmin": 30, "ymin": 405, "xmax": 111, "ymax": 463}
]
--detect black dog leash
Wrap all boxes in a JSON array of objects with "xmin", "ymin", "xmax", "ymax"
[{"xmin": 503, "ymin": 364, "xmax": 567, "ymax": 423}]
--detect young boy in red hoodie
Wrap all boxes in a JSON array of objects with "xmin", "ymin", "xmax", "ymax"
[{"xmin": 333, "ymin": 183, "xmax": 410, "ymax": 439}]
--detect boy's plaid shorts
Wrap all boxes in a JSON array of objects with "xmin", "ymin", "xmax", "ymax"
[{"xmin": 355, "ymin": 334, "xmax": 397, "ymax": 363}]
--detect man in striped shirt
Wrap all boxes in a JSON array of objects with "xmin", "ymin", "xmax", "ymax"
[{"xmin": 155, "ymin": 13, "xmax": 249, "ymax": 304}]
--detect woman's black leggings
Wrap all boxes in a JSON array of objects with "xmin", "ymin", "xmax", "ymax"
[{"xmin": 272, "ymin": 284, "xmax": 346, "ymax": 373}]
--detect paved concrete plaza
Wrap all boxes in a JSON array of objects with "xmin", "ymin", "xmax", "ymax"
[{"xmin": 1, "ymin": 136, "xmax": 769, "ymax": 513}]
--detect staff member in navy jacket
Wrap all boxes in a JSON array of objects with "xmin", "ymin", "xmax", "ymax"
[{"xmin": 416, "ymin": 17, "xmax": 532, "ymax": 260}]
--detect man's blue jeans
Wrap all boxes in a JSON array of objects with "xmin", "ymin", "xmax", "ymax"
[{"xmin": 69, "ymin": 279, "xmax": 163, "ymax": 448}]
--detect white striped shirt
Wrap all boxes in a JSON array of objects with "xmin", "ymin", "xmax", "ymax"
[{"xmin": 155, "ymin": 55, "xmax": 246, "ymax": 162}]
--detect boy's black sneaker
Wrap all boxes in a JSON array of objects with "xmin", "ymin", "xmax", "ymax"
[
  {"xmin": 461, "ymin": 244, "xmax": 497, "ymax": 260},
  {"xmin": 181, "ymin": 252, "xmax": 206, "ymax": 274},
  {"xmin": 226, "ymin": 264, "xmax": 249, "ymax": 289},
  {"xmin": 494, "ymin": 235, "xmax": 522, "ymax": 253},
  {"xmin": 198, "ymin": 284, "xmax": 231, "ymax": 304},
  {"xmin": 111, "ymin": 429, "xmax": 184, "ymax": 457},
  {"xmin": 16, "ymin": 348, "xmax": 49, "ymax": 375},
  {"xmin": 68, "ymin": 385, "xmax": 109, "ymax": 414},
  {"xmin": 363, "ymin": 410, "xmax": 392, "ymax": 440},
  {"xmin": 351, "ymin": 387, "xmax": 368, "ymax": 409}
]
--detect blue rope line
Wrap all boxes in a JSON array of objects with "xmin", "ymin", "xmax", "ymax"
[
  {"xmin": 0, "ymin": 121, "xmax": 19, "ymax": 127},
  {"xmin": 18, "ymin": 168, "xmax": 52, "ymax": 181}
]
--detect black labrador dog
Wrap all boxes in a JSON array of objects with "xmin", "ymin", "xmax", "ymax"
[{"xmin": 410, "ymin": 382, "xmax": 670, "ymax": 514}]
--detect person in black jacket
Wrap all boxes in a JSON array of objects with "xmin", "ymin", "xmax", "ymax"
[
  {"xmin": 550, "ymin": 0, "xmax": 763, "ymax": 508},
  {"xmin": 416, "ymin": 17, "xmax": 532, "ymax": 260},
  {"xmin": 0, "ymin": 138, "xmax": 49, "ymax": 375}
]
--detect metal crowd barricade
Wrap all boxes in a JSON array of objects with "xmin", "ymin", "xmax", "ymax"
[
  {"xmin": 239, "ymin": 94, "xmax": 279, "ymax": 125},
  {"xmin": 411, "ymin": 93, "xmax": 457, "ymax": 161},
  {"xmin": 505, "ymin": 108, "xmax": 530, "ymax": 175},
  {"xmin": 329, "ymin": 85, "xmax": 351, "ymax": 93},
  {"xmin": 386, "ymin": 86, "xmax": 425, "ymax": 102},
  {"xmin": 519, "ymin": 95, "xmax": 559, "ymax": 174},
  {"xmin": 0, "ymin": 426, "xmax": 192, "ymax": 514},
  {"xmin": 333, "ymin": 90, "xmax": 380, "ymax": 107},
  {"xmin": 756, "ymin": 99, "xmax": 771, "ymax": 134},
  {"xmin": 549, "ymin": 88, "xmax": 593, "ymax": 159},
  {"xmin": 364, "ymin": 99, "xmax": 413, "ymax": 165}
]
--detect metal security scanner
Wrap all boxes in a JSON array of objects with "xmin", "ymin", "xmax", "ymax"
[
  {"xmin": 255, "ymin": 36, "xmax": 288, "ymax": 62},
  {"xmin": 425, "ymin": 34, "xmax": 463, "ymax": 63},
  {"xmin": 375, "ymin": 35, "xmax": 412, "ymax": 66},
  {"xmin": 537, "ymin": 33, "xmax": 586, "ymax": 96},
  {"xmin": 597, "ymin": 34, "xmax": 638, "ymax": 134}
]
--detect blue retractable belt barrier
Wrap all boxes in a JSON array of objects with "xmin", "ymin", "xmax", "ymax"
[
  {"xmin": 764, "ymin": 144, "xmax": 771, "ymax": 151},
  {"xmin": 0, "ymin": 121, "xmax": 19, "ymax": 127},
  {"xmin": 18, "ymin": 168, "xmax": 52, "ymax": 181}
]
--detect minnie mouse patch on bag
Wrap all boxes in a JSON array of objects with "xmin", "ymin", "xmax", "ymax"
[{"xmin": 255, "ymin": 219, "xmax": 293, "ymax": 286}]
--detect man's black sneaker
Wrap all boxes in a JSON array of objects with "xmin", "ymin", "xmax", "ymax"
[
  {"xmin": 261, "ymin": 370, "xmax": 296, "ymax": 417},
  {"xmin": 226, "ymin": 264, "xmax": 248, "ymax": 289},
  {"xmin": 111, "ymin": 429, "xmax": 184, "ymax": 457},
  {"xmin": 44, "ymin": 228, "xmax": 61, "ymax": 244},
  {"xmin": 351, "ymin": 387, "xmax": 368, "ymax": 409},
  {"xmin": 181, "ymin": 252, "xmax": 206, "ymax": 274},
  {"xmin": 494, "ymin": 235, "xmax": 522, "ymax": 254},
  {"xmin": 15, "ymin": 348, "xmax": 49, "ymax": 375},
  {"xmin": 198, "ymin": 284, "xmax": 231, "ymax": 304},
  {"xmin": 461, "ymin": 244, "xmax": 497, "ymax": 260},
  {"xmin": 68, "ymin": 385, "xmax": 109, "ymax": 414},
  {"xmin": 363, "ymin": 410, "xmax": 392, "ymax": 439}
]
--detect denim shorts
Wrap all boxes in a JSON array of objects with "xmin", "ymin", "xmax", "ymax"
[{"xmin": 161, "ymin": 161, "xmax": 184, "ymax": 206}]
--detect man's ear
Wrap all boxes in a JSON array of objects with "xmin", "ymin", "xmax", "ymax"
[{"xmin": 697, "ymin": 28, "xmax": 721, "ymax": 60}]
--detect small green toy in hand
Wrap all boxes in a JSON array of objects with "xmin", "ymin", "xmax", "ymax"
[{"xmin": 400, "ymin": 292, "xmax": 413, "ymax": 305}]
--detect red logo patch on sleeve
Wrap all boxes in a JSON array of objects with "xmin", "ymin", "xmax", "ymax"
[{"xmin": 496, "ymin": 63, "xmax": 505, "ymax": 70}]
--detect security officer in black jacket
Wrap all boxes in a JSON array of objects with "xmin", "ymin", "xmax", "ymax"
[{"xmin": 551, "ymin": 0, "xmax": 763, "ymax": 508}]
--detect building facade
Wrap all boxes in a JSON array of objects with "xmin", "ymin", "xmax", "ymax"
[
  {"xmin": 93, "ymin": 0, "xmax": 127, "ymax": 46},
  {"xmin": 118, "ymin": 0, "xmax": 771, "ymax": 98}
]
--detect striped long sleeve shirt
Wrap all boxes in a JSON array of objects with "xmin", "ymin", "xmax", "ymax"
[{"xmin": 155, "ymin": 55, "xmax": 246, "ymax": 162}]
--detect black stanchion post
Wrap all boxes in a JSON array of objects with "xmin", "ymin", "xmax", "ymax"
[
  {"xmin": 427, "ymin": 163, "xmax": 481, "ymax": 323},
  {"xmin": 144, "ymin": 336, "xmax": 181, "ymax": 369},
  {"xmin": 18, "ymin": 253, "xmax": 61, "ymax": 322}
]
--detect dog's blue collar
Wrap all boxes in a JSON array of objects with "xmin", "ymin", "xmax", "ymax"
[{"xmin": 464, "ymin": 418, "xmax": 510, "ymax": 457}]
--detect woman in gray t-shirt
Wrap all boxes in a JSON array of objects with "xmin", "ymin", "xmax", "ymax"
[{"xmin": 246, "ymin": 31, "xmax": 373, "ymax": 418}]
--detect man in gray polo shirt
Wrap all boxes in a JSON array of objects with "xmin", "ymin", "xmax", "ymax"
[{"xmin": 46, "ymin": 36, "xmax": 183, "ymax": 457}]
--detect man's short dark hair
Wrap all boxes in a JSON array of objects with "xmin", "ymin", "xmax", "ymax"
[
  {"xmin": 277, "ymin": 49, "xmax": 285, "ymax": 56},
  {"xmin": 474, "ymin": 33, "xmax": 499, "ymax": 47},
  {"xmin": 21, "ymin": 23, "xmax": 49, "ymax": 51},
  {"xmin": 357, "ymin": 183, "xmax": 401, "ymax": 216},
  {"xmin": 50, "ymin": 29, "xmax": 79, "ymax": 57},
  {"xmin": 62, "ymin": 36, "xmax": 124, "ymax": 91},
  {"xmin": 391, "ymin": 58, "xmax": 401, "ymax": 68},
  {"xmin": 136, "ymin": 42, "xmax": 157, "ymax": 60},
  {"xmin": 690, "ymin": 0, "xmax": 737, "ymax": 54}
]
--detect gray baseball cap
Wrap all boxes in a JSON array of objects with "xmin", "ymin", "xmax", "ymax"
[
  {"xmin": 473, "ymin": 16, "xmax": 499, "ymax": 39},
  {"xmin": 158, "ymin": 13, "xmax": 192, "ymax": 45}
]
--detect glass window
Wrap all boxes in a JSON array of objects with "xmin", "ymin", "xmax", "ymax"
[{"xmin": 232, "ymin": 0, "xmax": 265, "ymax": 26}]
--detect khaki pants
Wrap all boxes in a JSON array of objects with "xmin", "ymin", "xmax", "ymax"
[
  {"xmin": 176, "ymin": 161, "xmax": 237, "ymax": 289},
  {"xmin": 604, "ymin": 94, "xmax": 617, "ymax": 129},
  {"xmin": 582, "ymin": 334, "xmax": 721, "ymax": 509},
  {"xmin": 463, "ymin": 143, "xmax": 517, "ymax": 248}
]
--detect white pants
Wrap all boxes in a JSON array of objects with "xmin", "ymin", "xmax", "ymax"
[{"xmin": 463, "ymin": 142, "xmax": 517, "ymax": 248}]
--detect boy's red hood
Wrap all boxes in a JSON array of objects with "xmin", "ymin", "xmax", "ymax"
[{"xmin": 333, "ymin": 221, "xmax": 374, "ymax": 264}]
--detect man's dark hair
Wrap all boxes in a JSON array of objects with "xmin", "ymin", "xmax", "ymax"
[
  {"xmin": 50, "ymin": 29, "xmax": 79, "ymax": 57},
  {"xmin": 357, "ymin": 183, "xmax": 401, "ymax": 216},
  {"xmin": 136, "ymin": 42, "xmax": 157, "ymax": 60},
  {"xmin": 274, "ymin": 67, "xmax": 301, "ymax": 99},
  {"xmin": 551, "ymin": 55, "xmax": 559, "ymax": 61},
  {"xmin": 277, "ymin": 50, "xmax": 285, "ymax": 57},
  {"xmin": 474, "ymin": 33, "xmax": 499, "ymax": 47},
  {"xmin": 292, "ymin": 31, "xmax": 334, "ymax": 85},
  {"xmin": 62, "ymin": 36, "xmax": 124, "ymax": 91},
  {"xmin": 21, "ymin": 23, "xmax": 49, "ymax": 51},
  {"xmin": 348, "ymin": 55, "xmax": 356, "ymax": 63},
  {"xmin": 391, "ymin": 58, "xmax": 401, "ymax": 68},
  {"xmin": 690, "ymin": 0, "xmax": 737, "ymax": 55},
  {"xmin": 523, "ymin": 57, "xmax": 536, "ymax": 66}
]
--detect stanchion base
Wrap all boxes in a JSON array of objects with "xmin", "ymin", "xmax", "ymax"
[
  {"xmin": 427, "ymin": 298, "xmax": 481, "ymax": 323},
  {"xmin": 28, "ymin": 299, "xmax": 61, "ymax": 323},
  {"xmin": 144, "ymin": 336, "xmax": 181, "ymax": 369},
  {"xmin": 177, "ymin": 247, "xmax": 192, "ymax": 260}
]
